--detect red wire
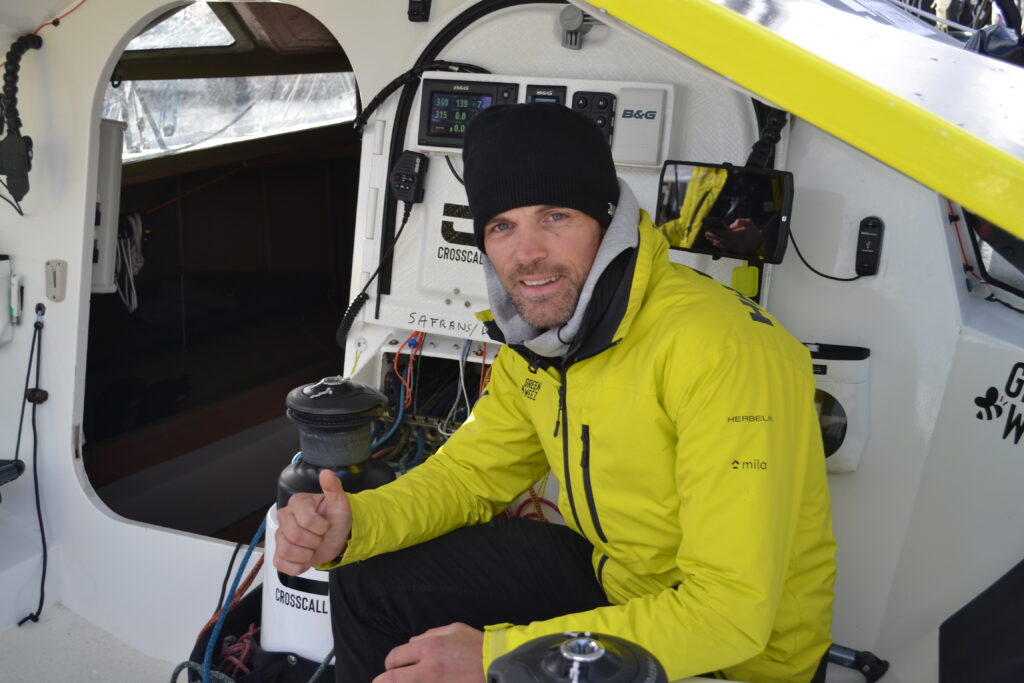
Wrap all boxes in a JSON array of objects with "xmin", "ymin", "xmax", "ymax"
[
  {"xmin": 0, "ymin": 0, "xmax": 91, "ymax": 68},
  {"xmin": 947, "ymin": 200, "xmax": 971, "ymax": 268},
  {"xmin": 393, "ymin": 331, "xmax": 418, "ymax": 405},
  {"xmin": 146, "ymin": 165, "xmax": 245, "ymax": 214},
  {"xmin": 405, "ymin": 332, "xmax": 425, "ymax": 408},
  {"xmin": 398, "ymin": 332, "xmax": 425, "ymax": 409},
  {"xmin": 946, "ymin": 199, "xmax": 986, "ymax": 284},
  {"xmin": 392, "ymin": 335, "xmax": 410, "ymax": 393},
  {"xmin": 33, "ymin": 0, "xmax": 90, "ymax": 34}
]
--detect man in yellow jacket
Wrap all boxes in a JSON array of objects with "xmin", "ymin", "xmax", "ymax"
[{"xmin": 274, "ymin": 103, "xmax": 836, "ymax": 683}]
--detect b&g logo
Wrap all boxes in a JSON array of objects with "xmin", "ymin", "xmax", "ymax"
[{"xmin": 621, "ymin": 109, "xmax": 657, "ymax": 120}]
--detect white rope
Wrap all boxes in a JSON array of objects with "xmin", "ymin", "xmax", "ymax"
[{"xmin": 115, "ymin": 212, "xmax": 144, "ymax": 312}]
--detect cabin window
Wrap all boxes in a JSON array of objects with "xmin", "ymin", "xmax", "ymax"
[
  {"xmin": 101, "ymin": 73, "xmax": 358, "ymax": 163},
  {"xmin": 127, "ymin": 3, "xmax": 235, "ymax": 50},
  {"xmin": 86, "ymin": 2, "xmax": 359, "ymax": 543},
  {"xmin": 965, "ymin": 212, "xmax": 1024, "ymax": 301}
]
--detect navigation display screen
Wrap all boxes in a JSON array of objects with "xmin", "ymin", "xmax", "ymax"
[
  {"xmin": 427, "ymin": 92, "xmax": 493, "ymax": 139},
  {"xmin": 656, "ymin": 160, "xmax": 793, "ymax": 264}
]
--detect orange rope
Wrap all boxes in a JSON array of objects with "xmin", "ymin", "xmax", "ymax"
[{"xmin": 197, "ymin": 556, "xmax": 265, "ymax": 641}]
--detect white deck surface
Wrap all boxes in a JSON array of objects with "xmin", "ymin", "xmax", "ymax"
[
  {"xmin": 0, "ymin": 601, "xmax": 863, "ymax": 682},
  {"xmin": 0, "ymin": 603, "xmax": 176, "ymax": 683}
]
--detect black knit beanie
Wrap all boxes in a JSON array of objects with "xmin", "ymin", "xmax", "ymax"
[{"xmin": 462, "ymin": 103, "xmax": 619, "ymax": 252}]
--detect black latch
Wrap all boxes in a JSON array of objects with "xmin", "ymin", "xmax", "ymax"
[
  {"xmin": 408, "ymin": 0, "xmax": 431, "ymax": 21},
  {"xmin": 26, "ymin": 388, "xmax": 48, "ymax": 404},
  {"xmin": 855, "ymin": 216, "xmax": 884, "ymax": 276}
]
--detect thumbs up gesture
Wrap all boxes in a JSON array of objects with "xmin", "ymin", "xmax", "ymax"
[{"xmin": 274, "ymin": 469, "xmax": 353, "ymax": 576}]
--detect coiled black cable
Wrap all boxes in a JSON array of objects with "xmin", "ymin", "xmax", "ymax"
[
  {"xmin": 2, "ymin": 34, "xmax": 42, "ymax": 206},
  {"xmin": 352, "ymin": 60, "xmax": 489, "ymax": 138},
  {"xmin": 1, "ymin": 34, "xmax": 43, "ymax": 138},
  {"xmin": 17, "ymin": 304, "xmax": 48, "ymax": 627}
]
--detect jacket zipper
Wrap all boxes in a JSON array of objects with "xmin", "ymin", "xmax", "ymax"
[
  {"xmin": 580, "ymin": 424, "xmax": 607, "ymax": 543},
  {"xmin": 558, "ymin": 369, "xmax": 584, "ymax": 534},
  {"xmin": 687, "ymin": 189, "xmax": 712, "ymax": 233},
  {"xmin": 596, "ymin": 554, "xmax": 609, "ymax": 587}
]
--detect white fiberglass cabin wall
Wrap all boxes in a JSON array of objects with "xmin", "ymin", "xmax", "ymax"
[{"xmin": 0, "ymin": 1, "xmax": 1021, "ymax": 682}]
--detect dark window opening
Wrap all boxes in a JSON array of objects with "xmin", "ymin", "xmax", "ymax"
[
  {"xmin": 965, "ymin": 210, "xmax": 1024, "ymax": 302},
  {"xmin": 84, "ymin": 3, "xmax": 358, "ymax": 545}
]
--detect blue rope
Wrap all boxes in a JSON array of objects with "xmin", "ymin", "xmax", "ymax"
[{"xmin": 203, "ymin": 519, "xmax": 266, "ymax": 683}]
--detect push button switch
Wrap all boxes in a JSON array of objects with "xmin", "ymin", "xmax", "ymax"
[{"xmin": 569, "ymin": 91, "xmax": 616, "ymax": 144}]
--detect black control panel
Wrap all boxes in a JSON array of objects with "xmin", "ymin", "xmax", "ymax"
[
  {"xmin": 571, "ymin": 91, "xmax": 616, "ymax": 143},
  {"xmin": 417, "ymin": 78, "xmax": 622, "ymax": 149},
  {"xmin": 418, "ymin": 79, "xmax": 519, "ymax": 148}
]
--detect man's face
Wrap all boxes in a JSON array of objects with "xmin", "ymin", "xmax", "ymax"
[{"xmin": 483, "ymin": 205, "xmax": 603, "ymax": 329}]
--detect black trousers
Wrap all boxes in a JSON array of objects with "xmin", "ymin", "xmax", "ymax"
[
  {"xmin": 328, "ymin": 518, "xmax": 609, "ymax": 682},
  {"xmin": 327, "ymin": 518, "xmax": 830, "ymax": 683}
]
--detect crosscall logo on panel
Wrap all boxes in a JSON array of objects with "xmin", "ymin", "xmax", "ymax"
[{"xmin": 973, "ymin": 361, "xmax": 1024, "ymax": 446}]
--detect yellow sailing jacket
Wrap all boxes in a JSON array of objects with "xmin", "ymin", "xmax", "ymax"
[{"xmin": 333, "ymin": 212, "xmax": 836, "ymax": 683}]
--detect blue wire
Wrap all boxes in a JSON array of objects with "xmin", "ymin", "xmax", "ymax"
[
  {"xmin": 371, "ymin": 383, "xmax": 405, "ymax": 450},
  {"xmin": 401, "ymin": 427, "xmax": 426, "ymax": 472},
  {"xmin": 203, "ymin": 519, "xmax": 266, "ymax": 683},
  {"xmin": 413, "ymin": 427, "xmax": 425, "ymax": 467},
  {"xmin": 372, "ymin": 341, "xmax": 419, "ymax": 450},
  {"xmin": 431, "ymin": 386, "xmax": 459, "ymax": 417}
]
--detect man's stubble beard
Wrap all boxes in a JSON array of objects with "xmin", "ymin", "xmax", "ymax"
[{"xmin": 508, "ymin": 269, "xmax": 583, "ymax": 330}]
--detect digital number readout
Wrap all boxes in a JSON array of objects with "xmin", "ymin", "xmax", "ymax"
[{"xmin": 428, "ymin": 92, "xmax": 493, "ymax": 138}]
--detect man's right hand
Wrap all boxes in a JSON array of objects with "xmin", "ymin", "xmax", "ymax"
[{"xmin": 274, "ymin": 469, "xmax": 352, "ymax": 576}]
